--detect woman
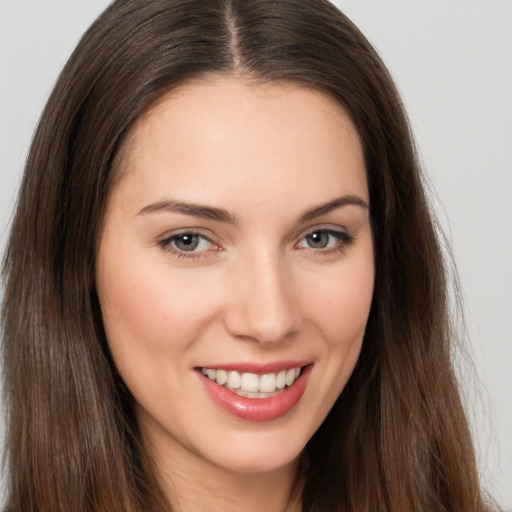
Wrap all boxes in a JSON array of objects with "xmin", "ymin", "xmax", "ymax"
[{"xmin": 0, "ymin": 0, "xmax": 495, "ymax": 510}]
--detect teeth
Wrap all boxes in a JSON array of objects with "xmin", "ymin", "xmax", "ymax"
[
  {"xmin": 240, "ymin": 372, "xmax": 259, "ymax": 392},
  {"xmin": 216, "ymin": 369, "xmax": 227, "ymax": 386},
  {"xmin": 227, "ymin": 371, "xmax": 241, "ymax": 389},
  {"xmin": 276, "ymin": 370, "xmax": 286, "ymax": 389},
  {"xmin": 201, "ymin": 366, "xmax": 303, "ymax": 395},
  {"xmin": 259, "ymin": 373, "xmax": 277, "ymax": 393},
  {"xmin": 285, "ymin": 368, "xmax": 295, "ymax": 387}
]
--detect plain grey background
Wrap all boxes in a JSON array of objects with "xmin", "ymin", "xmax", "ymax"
[{"xmin": 0, "ymin": 0, "xmax": 510, "ymax": 508}]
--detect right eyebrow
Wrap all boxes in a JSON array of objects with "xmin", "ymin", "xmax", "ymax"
[{"xmin": 137, "ymin": 199, "xmax": 237, "ymax": 224}]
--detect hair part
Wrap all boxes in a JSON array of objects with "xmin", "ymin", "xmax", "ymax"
[{"xmin": 2, "ymin": 1, "xmax": 491, "ymax": 511}]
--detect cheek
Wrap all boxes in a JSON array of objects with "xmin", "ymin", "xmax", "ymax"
[
  {"xmin": 301, "ymin": 256, "xmax": 374, "ymax": 349},
  {"xmin": 291, "ymin": 254, "xmax": 374, "ymax": 431},
  {"xmin": 97, "ymin": 251, "xmax": 222, "ymax": 358}
]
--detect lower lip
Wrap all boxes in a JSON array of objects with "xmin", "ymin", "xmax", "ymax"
[{"xmin": 198, "ymin": 365, "xmax": 312, "ymax": 422}]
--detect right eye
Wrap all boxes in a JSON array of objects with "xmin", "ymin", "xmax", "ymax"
[{"xmin": 159, "ymin": 232, "xmax": 218, "ymax": 258}]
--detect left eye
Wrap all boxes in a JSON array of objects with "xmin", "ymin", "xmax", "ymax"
[
  {"xmin": 296, "ymin": 229, "xmax": 351, "ymax": 250},
  {"xmin": 161, "ymin": 233, "xmax": 213, "ymax": 253}
]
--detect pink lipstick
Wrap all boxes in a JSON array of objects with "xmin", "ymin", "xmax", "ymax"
[{"xmin": 197, "ymin": 363, "xmax": 312, "ymax": 422}]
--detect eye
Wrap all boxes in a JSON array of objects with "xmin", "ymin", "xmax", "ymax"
[
  {"xmin": 303, "ymin": 231, "xmax": 331, "ymax": 249},
  {"xmin": 159, "ymin": 232, "xmax": 217, "ymax": 257},
  {"xmin": 296, "ymin": 229, "xmax": 354, "ymax": 251}
]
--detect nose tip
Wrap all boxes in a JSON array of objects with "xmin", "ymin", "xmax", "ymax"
[{"xmin": 223, "ymin": 259, "xmax": 302, "ymax": 345}]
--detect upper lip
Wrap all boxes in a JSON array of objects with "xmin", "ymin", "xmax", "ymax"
[{"xmin": 196, "ymin": 360, "xmax": 313, "ymax": 375}]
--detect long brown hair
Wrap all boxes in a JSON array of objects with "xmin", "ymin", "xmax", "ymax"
[{"xmin": 1, "ymin": 1, "xmax": 492, "ymax": 510}]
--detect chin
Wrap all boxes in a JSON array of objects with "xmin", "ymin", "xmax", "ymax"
[
  {"xmin": 196, "ymin": 424, "xmax": 311, "ymax": 475},
  {"xmin": 212, "ymin": 448, "xmax": 302, "ymax": 476}
]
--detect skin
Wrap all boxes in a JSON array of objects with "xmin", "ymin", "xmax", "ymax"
[{"xmin": 96, "ymin": 77, "xmax": 375, "ymax": 512}]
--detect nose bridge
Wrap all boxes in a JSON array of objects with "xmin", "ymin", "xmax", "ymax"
[{"xmin": 224, "ymin": 246, "xmax": 301, "ymax": 344}]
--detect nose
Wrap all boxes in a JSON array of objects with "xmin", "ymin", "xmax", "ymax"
[{"xmin": 223, "ymin": 251, "xmax": 302, "ymax": 345}]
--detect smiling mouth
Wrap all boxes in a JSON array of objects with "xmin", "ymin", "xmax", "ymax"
[{"xmin": 199, "ymin": 366, "xmax": 303, "ymax": 398}]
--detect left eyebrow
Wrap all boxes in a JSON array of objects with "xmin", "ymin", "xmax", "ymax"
[{"xmin": 298, "ymin": 194, "xmax": 369, "ymax": 222}]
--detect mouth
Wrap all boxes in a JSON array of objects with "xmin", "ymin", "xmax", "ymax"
[
  {"xmin": 196, "ymin": 363, "xmax": 313, "ymax": 422},
  {"xmin": 199, "ymin": 366, "xmax": 302, "ymax": 398}
]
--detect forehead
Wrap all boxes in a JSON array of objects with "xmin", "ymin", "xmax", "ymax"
[{"xmin": 111, "ymin": 77, "xmax": 368, "ymax": 214}]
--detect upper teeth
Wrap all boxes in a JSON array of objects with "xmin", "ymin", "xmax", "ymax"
[{"xmin": 201, "ymin": 367, "xmax": 301, "ymax": 393}]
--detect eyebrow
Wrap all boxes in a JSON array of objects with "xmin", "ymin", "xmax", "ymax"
[
  {"xmin": 298, "ymin": 194, "xmax": 369, "ymax": 222},
  {"xmin": 137, "ymin": 194, "xmax": 368, "ymax": 223},
  {"xmin": 137, "ymin": 199, "xmax": 237, "ymax": 223}
]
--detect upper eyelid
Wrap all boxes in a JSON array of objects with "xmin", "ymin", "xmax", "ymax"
[
  {"xmin": 296, "ymin": 225, "xmax": 350, "ymax": 241},
  {"xmin": 160, "ymin": 228, "xmax": 216, "ymax": 243},
  {"xmin": 158, "ymin": 231, "xmax": 217, "ymax": 253},
  {"xmin": 158, "ymin": 226, "xmax": 350, "ymax": 241}
]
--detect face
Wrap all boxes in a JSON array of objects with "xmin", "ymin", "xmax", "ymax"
[{"xmin": 96, "ymin": 77, "xmax": 374, "ymax": 478}]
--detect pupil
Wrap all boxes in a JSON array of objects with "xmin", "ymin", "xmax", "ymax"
[
  {"xmin": 307, "ymin": 232, "xmax": 328, "ymax": 248},
  {"xmin": 176, "ymin": 234, "xmax": 199, "ymax": 251}
]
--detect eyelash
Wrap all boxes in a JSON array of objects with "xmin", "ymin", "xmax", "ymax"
[{"xmin": 158, "ymin": 228, "xmax": 355, "ymax": 260}]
